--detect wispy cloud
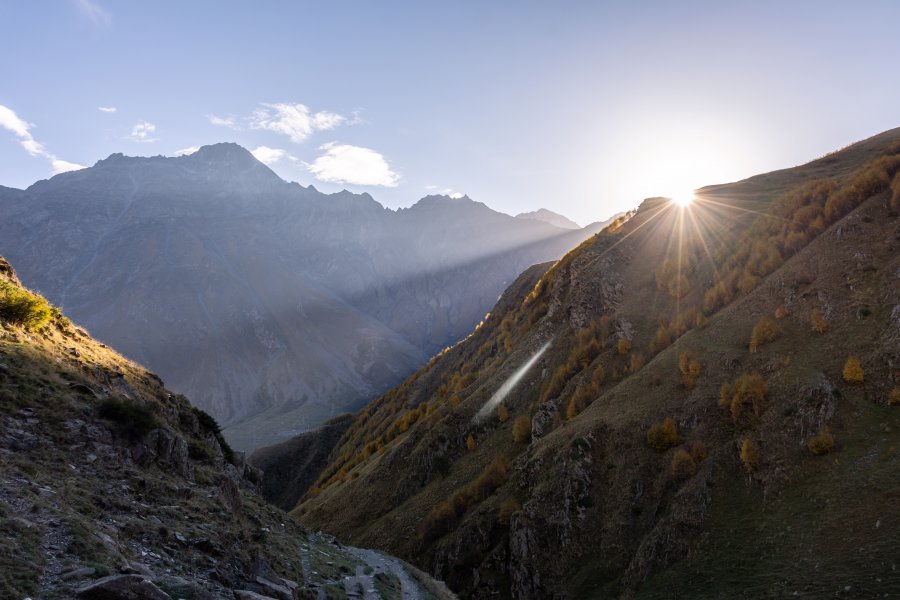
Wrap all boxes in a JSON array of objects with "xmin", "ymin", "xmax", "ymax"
[
  {"xmin": 250, "ymin": 146, "xmax": 288, "ymax": 165},
  {"xmin": 173, "ymin": 145, "xmax": 200, "ymax": 156},
  {"xmin": 250, "ymin": 103, "xmax": 345, "ymax": 143},
  {"xmin": 0, "ymin": 104, "xmax": 86, "ymax": 174},
  {"xmin": 305, "ymin": 142, "xmax": 399, "ymax": 187},
  {"xmin": 129, "ymin": 121, "xmax": 158, "ymax": 143},
  {"xmin": 207, "ymin": 114, "xmax": 238, "ymax": 129},
  {"xmin": 425, "ymin": 184, "xmax": 463, "ymax": 198},
  {"xmin": 73, "ymin": 0, "xmax": 111, "ymax": 27},
  {"xmin": 97, "ymin": 106, "xmax": 117, "ymax": 113}
]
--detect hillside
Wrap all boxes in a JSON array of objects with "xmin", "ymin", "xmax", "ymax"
[
  {"xmin": 0, "ymin": 144, "xmax": 603, "ymax": 450},
  {"xmin": 515, "ymin": 209, "xmax": 581, "ymax": 230},
  {"xmin": 0, "ymin": 256, "xmax": 456, "ymax": 598},
  {"xmin": 291, "ymin": 129, "xmax": 900, "ymax": 598}
]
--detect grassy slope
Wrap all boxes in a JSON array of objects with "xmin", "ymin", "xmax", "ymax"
[{"xmin": 294, "ymin": 129, "xmax": 900, "ymax": 599}]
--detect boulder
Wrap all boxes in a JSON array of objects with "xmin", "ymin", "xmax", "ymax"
[{"xmin": 76, "ymin": 574, "xmax": 172, "ymax": 600}]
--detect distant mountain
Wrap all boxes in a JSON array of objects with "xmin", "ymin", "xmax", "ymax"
[
  {"xmin": 0, "ymin": 143, "xmax": 603, "ymax": 450},
  {"xmin": 516, "ymin": 207, "xmax": 580, "ymax": 229}
]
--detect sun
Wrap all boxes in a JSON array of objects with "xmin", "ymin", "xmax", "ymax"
[{"xmin": 670, "ymin": 190, "xmax": 696, "ymax": 207}]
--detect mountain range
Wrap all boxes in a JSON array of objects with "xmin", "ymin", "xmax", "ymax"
[{"xmin": 0, "ymin": 143, "xmax": 608, "ymax": 450}]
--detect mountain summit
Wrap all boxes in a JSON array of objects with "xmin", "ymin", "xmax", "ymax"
[
  {"xmin": 0, "ymin": 145, "xmax": 605, "ymax": 450},
  {"xmin": 515, "ymin": 207, "xmax": 581, "ymax": 229}
]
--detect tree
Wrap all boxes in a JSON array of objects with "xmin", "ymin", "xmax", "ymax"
[
  {"xmin": 617, "ymin": 338, "xmax": 631, "ymax": 355},
  {"xmin": 466, "ymin": 434, "xmax": 476, "ymax": 451},
  {"xmin": 498, "ymin": 404, "xmax": 509, "ymax": 423},
  {"xmin": 690, "ymin": 440, "xmax": 708, "ymax": 462},
  {"xmin": 512, "ymin": 416, "xmax": 531, "ymax": 444},
  {"xmin": 740, "ymin": 438, "xmax": 760, "ymax": 473},
  {"xmin": 807, "ymin": 426, "xmax": 834, "ymax": 455},
  {"xmin": 842, "ymin": 356, "xmax": 864, "ymax": 383},
  {"xmin": 749, "ymin": 316, "xmax": 778, "ymax": 353},
  {"xmin": 498, "ymin": 497, "xmax": 521, "ymax": 525},
  {"xmin": 647, "ymin": 417, "xmax": 679, "ymax": 451},
  {"xmin": 810, "ymin": 308, "xmax": 828, "ymax": 333},
  {"xmin": 890, "ymin": 387, "xmax": 900, "ymax": 406},
  {"xmin": 671, "ymin": 448, "xmax": 697, "ymax": 479}
]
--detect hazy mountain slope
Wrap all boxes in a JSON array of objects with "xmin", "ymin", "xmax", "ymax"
[
  {"xmin": 0, "ymin": 256, "xmax": 455, "ymax": 599},
  {"xmin": 0, "ymin": 144, "xmax": 600, "ymax": 450},
  {"xmin": 515, "ymin": 208, "xmax": 580, "ymax": 229},
  {"xmin": 292, "ymin": 129, "xmax": 900, "ymax": 598}
]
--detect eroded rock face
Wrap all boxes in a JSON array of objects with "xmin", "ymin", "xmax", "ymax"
[{"xmin": 76, "ymin": 574, "xmax": 171, "ymax": 600}]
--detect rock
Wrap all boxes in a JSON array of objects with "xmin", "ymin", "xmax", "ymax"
[
  {"xmin": 76, "ymin": 574, "xmax": 172, "ymax": 599},
  {"xmin": 153, "ymin": 576, "xmax": 217, "ymax": 600},
  {"xmin": 219, "ymin": 473, "xmax": 243, "ymax": 517},
  {"xmin": 233, "ymin": 591, "xmax": 278, "ymax": 600},
  {"xmin": 62, "ymin": 567, "xmax": 97, "ymax": 581},
  {"xmin": 253, "ymin": 576, "xmax": 293, "ymax": 600}
]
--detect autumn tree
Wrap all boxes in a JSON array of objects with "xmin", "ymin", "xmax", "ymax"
[
  {"xmin": 498, "ymin": 404, "xmax": 509, "ymax": 423},
  {"xmin": 512, "ymin": 415, "xmax": 531, "ymax": 444},
  {"xmin": 890, "ymin": 387, "xmax": 900, "ymax": 406},
  {"xmin": 647, "ymin": 417, "xmax": 679, "ymax": 451},
  {"xmin": 842, "ymin": 356, "xmax": 864, "ymax": 383},
  {"xmin": 497, "ymin": 497, "xmax": 521, "ymax": 525},
  {"xmin": 466, "ymin": 434, "xmax": 476, "ymax": 451},
  {"xmin": 670, "ymin": 448, "xmax": 697, "ymax": 479},
  {"xmin": 810, "ymin": 308, "xmax": 828, "ymax": 333},
  {"xmin": 749, "ymin": 316, "xmax": 779, "ymax": 353},
  {"xmin": 807, "ymin": 426, "xmax": 835, "ymax": 455},
  {"xmin": 721, "ymin": 374, "xmax": 767, "ymax": 424},
  {"xmin": 690, "ymin": 440, "xmax": 708, "ymax": 462},
  {"xmin": 740, "ymin": 438, "xmax": 760, "ymax": 472},
  {"xmin": 617, "ymin": 338, "xmax": 631, "ymax": 355}
]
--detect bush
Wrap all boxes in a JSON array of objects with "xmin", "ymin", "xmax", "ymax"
[
  {"xmin": 807, "ymin": 426, "xmax": 834, "ymax": 455},
  {"xmin": 498, "ymin": 404, "xmax": 509, "ymax": 423},
  {"xmin": 690, "ymin": 440, "xmax": 708, "ymax": 462},
  {"xmin": 617, "ymin": 338, "xmax": 631, "ymax": 355},
  {"xmin": 97, "ymin": 397, "xmax": 160, "ymax": 441},
  {"xmin": 670, "ymin": 448, "xmax": 697, "ymax": 479},
  {"xmin": 188, "ymin": 438, "xmax": 213, "ymax": 461},
  {"xmin": 724, "ymin": 374, "xmax": 767, "ymax": 424},
  {"xmin": 0, "ymin": 281, "xmax": 53, "ymax": 331},
  {"xmin": 191, "ymin": 407, "xmax": 235, "ymax": 464},
  {"xmin": 466, "ymin": 433, "xmax": 476, "ymax": 451},
  {"xmin": 512, "ymin": 416, "xmax": 531, "ymax": 443},
  {"xmin": 647, "ymin": 417, "xmax": 679, "ymax": 451},
  {"xmin": 890, "ymin": 387, "xmax": 900, "ymax": 406},
  {"xmin": 749, "ymin": 317, "xmax": 779, "ymax": 353},
  {"xmin": 842, "ymin": 356, "xmax": 864, "ymax": 383},
  {"xmin": 810, "ymin": 308, "xmax": 828, "ymax": 333},
  {"xmin": 740, "ymin": 438, "xmax": 760, "ymax": 472},
  {"xmin": 498, "ymin": 497, "xmax": 521, "ymax": 525}
]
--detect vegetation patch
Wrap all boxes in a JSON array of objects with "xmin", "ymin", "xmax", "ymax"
[{"xmin": 97, "ymin": 396, "xmax": 160, "ymax": 440}]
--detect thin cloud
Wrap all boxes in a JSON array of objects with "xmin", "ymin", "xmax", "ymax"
[
  {"xmin": 425, "ymin": 185, "xmax": 464, "ymax": 198},
  {"xmin": 174, "ymin": 146, "xmax": 200, "ymax": 156},
  {"xmin": 129, "ymin": 121, "xmax": 158, "ymax": 143},
  {"xmin": 250, "ymin": 103, "xmax": 345, "ymax": 143},
  {"xmin": 97, "ymin": 106, "xmax": 117, "ymax": 113},
  {"xmin": 305, "ymin": 142, "xmax": 400, "ymax": 187},
  {"xmin": 250, "ymin": 146, "xmax": 287, "ymax": 165},
  {"xmin": 73, "ymin": 0, "xmax": 111, "ymax": 27},
  {"xmin": 207, "ymin": 114, "xmax": 238, "ymax": 129},
  {"xmin": 0, "ymin": 104, "xmax": 86, "ymax": 174}
]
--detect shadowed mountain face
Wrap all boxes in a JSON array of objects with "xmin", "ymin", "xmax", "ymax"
[
  {"xmin": 515, "ymin": 208, "xmax": 581, "ymax": 229},
  {"xmin": 0, "ymin": 143, "xmax": 604, "ymax": 449}
]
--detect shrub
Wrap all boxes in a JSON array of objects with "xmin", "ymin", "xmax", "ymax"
[
  {"xmin": 890, "ymin": 387, "xmax": 900, "ymax": 406},
  {"xmin": 187, "ymin": 438, "xmax": 212, "ymax": 461},
  {"xmin": 97, "ymin": 397, "xmax": 160, "ymax": 441},
  {"xmin": 498, "ymin": 497, "xmax": 521, "ymax": 525},
  {"xmin": 842, "ymin": 356, "xmax": 864, "ymax": 383},
  {"xmin": 647, "ymin": 417, "xmax": 679, "ymax": 451},
  {"xmin": 617, "ymin": 338, "xmax": 631, "ymax": 355},
  {"xmin": 498, "ymin": 404, "xmax": 509, "ymax": 423},
  {"xmin": 740, "ymin": 438, "xmax": 760, "ymax": 472},
  {"xmin": 690, "ymin": 440, "xmax": 708, "ymax": 462},
  {"xmin": 810, "ymin": 308, "xmax": 828, "ymax": 333},
  {"xmin": 512, "ymin": 416, "xmax": 531, "ymax": 443},
  {"xmin": 807, "ymin": 426, "xmax": 835, "ymax": 455},
  {"xmin": 472, "ymin": 455, "xmax": 509, "ymax": 500},
  {"xmin": 670, "ymin": 448, "xmax": 697, "ymax": 479},
  {"xmin": 749, "ymin": 317, "xmax": 778, "ymax": 353},
  {"xmin": 774, "ymin": 305, "xmax": 789, "ymax": 319},
  {"xmin": 724, "ymin": 374, "xmax": 767, "ymax": 424},
  {"xmin": 466, "ymin": 434, "xmax": 476, "ymax": 451},
  {"xmin": 192, "ymin": 407, "xmax": 235, "ymax": 464},
  {"xmin": 0, "ymin": 281, "xmax": 53, "ymax": 331}
]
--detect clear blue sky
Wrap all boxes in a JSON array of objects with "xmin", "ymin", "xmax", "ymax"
[{"xmin": 2, "ymin": 1, "xmax": 899, "ymax": 225}]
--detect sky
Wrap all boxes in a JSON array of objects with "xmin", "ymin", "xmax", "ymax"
[{"xmin": 2, "ymin": 1, "xmax": 899, "ymax": 225}]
